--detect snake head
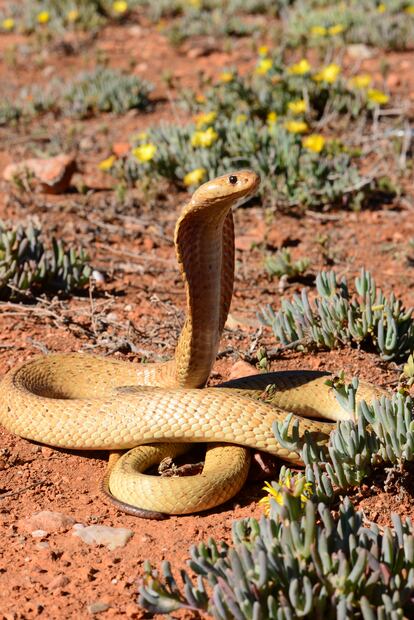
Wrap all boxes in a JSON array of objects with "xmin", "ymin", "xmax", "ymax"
[{"xmin": 189, "ymin": 170, "xmax": 260, "ymax": 210}]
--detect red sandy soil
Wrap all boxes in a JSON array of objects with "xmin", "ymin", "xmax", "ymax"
[{"xmin": 0, "ymin": 10, "xmax": 414, "ymax": 620}]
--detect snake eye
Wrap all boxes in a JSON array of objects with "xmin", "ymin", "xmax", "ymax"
[{"xmin": 229, "ymin": 175, "xmax": 238, "ymax": 185}]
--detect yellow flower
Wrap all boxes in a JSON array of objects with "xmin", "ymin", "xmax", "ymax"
[
  {"xmin": 405, "ymin": 6, "xmax": 414, "ymax": 14},
  {"xmin": 113, "ymin": 0, "xmax": 128, "ymax": 13},
  {"xmin": 284, "ymin": 120, "xmax": 308, "ymax": 133},
  {"xmin": 37, "ymin": 11, "xmax": 50, "ymax": 24},
  {"xmin": 67, "ymin": 9, "xmax": 79, "ymax": 22},
  {"xmin": 255, "ymin": 58, "xmax": 273, "ymax": 75},
  {"xmin": 186, "ymin": 0, "xmax": 201, "ymax": 7},
  {"xmin": 267, "ymin": 111, "xmax": 278, "ymax": 125},
  {"xmin": 235, "ymin": 113, "xmax": 247, "ymax": 124},
  {"xmin": 328, "ymin": 24, "xmax": 345, "ymax": 35},
  {"xmin": 302, "ymin": 134, "xmax": 326, "ymax": 153},
  {"xmin": 195, "ymin": 94, "xmax": 206, "ymax": 104},
  {"xmin": 313, "ymin": 63, "xmax": 341, "ymax": 83},
  {"xmin": 367, "ymin": 88, "xmax": 389, "ymax": 105},
  {"xmin": 259, "ymin": 481, "xmax": 283, "ymax": 513},
  {"xmin": 2, "ymin": 17, "xmax": 14, "ymax": 30},
  {"xmin": 183, "ymin": 168, "xmax": 206, "ymax": 187},
  {"xmin": 219, "ymin": 71, "xmax": 234, "ymax": 83},
  {"xmin": 288, "ymin": 99, "xmax": 307, "ymax": 114},
  {"xmin": 348, "ymin": 73, "xmax": 372, "ymax": 89},
  {"xmin": 288, "ymin": 58, "xmax": 311, "ymax": 75},
  {"xmin": 194, "ymin": 111, "xmax": 217, "ymax": 129},
  {"xmin": 132, "ymin": 143, "xmax": 157, "ymax": 162},
  {"xmin": 258, "ymin": 474, "xmax": 313, "ymax": 516},
  {"xmin": 191, "ymin": 127, "xmax": 219, "ymax": 148},
  {"xmin": 258, "ymin": 45, "xmax": 269, "ymax": 56},
  {"xmin": 377, "ymin": 3, "xmax": 386, "ymax": 12},
  {"xmin": 98, "ymin": 155, "xmax": 116, "ymax": 171},
  {"xmin": 310, "ymin": 25, "xmax": 327, "ymax": 36}
]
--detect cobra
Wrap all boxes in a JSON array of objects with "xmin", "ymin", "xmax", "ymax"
[{"xmin": 0, "ymin": 171, "xmax": 382, "ymax": 518}]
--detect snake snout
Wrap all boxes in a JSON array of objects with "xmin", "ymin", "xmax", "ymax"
[{"xmin": 190, "ymin": 169, "xmax": 260, "ymax": 209}]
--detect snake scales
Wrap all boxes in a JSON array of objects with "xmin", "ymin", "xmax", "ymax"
[{"xmin": 0, "ymin": 171, "xmax": 382, "ymax": 517}]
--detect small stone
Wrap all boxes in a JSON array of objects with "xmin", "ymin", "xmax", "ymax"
[
  {"xmin": 41, "ymin": 446, "xmax": 54, "ymax": 458},
  {"xmin": 112, "ymin": 142, "xmax": 130, "ymax": 157},
  {"xmin": 31, "ymin": 529, "xmax": 49, "ymax": 539},
  {"xmin": 3, "ymin": 153, "xmax": 77, "ymax": 194},
  {"xmin": 227, "ymin": 360, "xmax": 256, "ymax": 381},
  {"xmin": 88, "ymin": 601, "xmax": 110, "ymax": 614},
  {"xmin": 186, "ymin": 43, "xmax": 218, "ymax": 58},
  {"xmin": 19, "ymin": 511, "xmax": 76, "ymax": 534},
  {"xmin": 128, "ymin": 25, "xmax": 142, "ymax": 36},
  {"xmin": 346, "ymin": 43, "xmax": 375, "ymax": 59},
  {"xmin": 91, "ymin": 270, "xmax": 105, "ymax": 284},
  {"xmin": 48, "ymin": 574, "xmax": 70, "ymax": 590},
  {"xmin": 73, "ymin": 524, "xmax": 134, "ymax": 551},
  {"xmin": 36, "ymin": 542, "xmax": 50, "ymax": 550}
]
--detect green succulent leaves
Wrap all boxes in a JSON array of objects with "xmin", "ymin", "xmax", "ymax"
[
  {"xmin": 261, "ymin": 268, "xmax": 414, "ymax": 361},
  {"xmin": 0, "ymin": 220, "xmax": 92, "ymax": 299},
  {"xmin": 140, "ymin": 497, "xmax": 414, "ymax": 619}
]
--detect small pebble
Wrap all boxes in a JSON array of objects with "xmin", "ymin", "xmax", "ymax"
[
  {"xmin": 31, "ymin": 530, "xmax": 49, "ymax": 539},
  {"xmin": 91, "ymin": 270, "xmax": 105, "ymax": 284},
  {"xmin": 73, "ymin": 524, "xmax": 134, "ymax": 551},
  {"xmin": 88, "ymin": 601, "xmax": 110, "ymax": 614},
  {"xmin": 227, "ymin": 360, "xmax": 256, "ymax": 381},
  {"xmin": 48, "ymin": 574, "xmax": 70, "ymax": 590},
  {"xmin": 19, "ymin": 510, "xmax": 76, "ymax": 534}
]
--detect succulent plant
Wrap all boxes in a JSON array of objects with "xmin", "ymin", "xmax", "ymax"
[
  {"xmin": 139, "ymin": 374, "xmax": 414, "ymax": 618},
  {"xmin": 285, "ymin": 0, "xmax": 414, "ymax": 51},
  {"xmin": 0, "ymin": 220, "xmax": 92, "ymax": 300},
  {"xmin": 180, "ymin": 56, "xmax": 380, "ymax": 121},
  {"xmin": 1, "ymin": 68, "xmax": 152, "ymax": 125},
  {"xmin": 139, "ymin": 495, "xmax": 414, "ymax": 619},
  {"xmin": 273, "ymin": 376, "xmax": 414, "ymax": 505},
  {"xmin": 116, "ymin": 49, "xmax": 395, "ymax": 209},
  {"xmin": 60, "ymin": 67, "xmax": 152, "ymax": 117},
  {"xmin": 2, "ymin": 0, "xmax": 144, "ymax": 35},
  {"xmin": 261, "ymin": 268, "xmax": 414, "ymax": 361},
  {"xmin": 122, "ymin": 119, "xmax": 378, "ymax": 209},
  {"xmin": 0, "ymin": 101, "xmax": 22, "ymax": 126},
  {"xmin": 265, "ymin": 248, "xmax": 310, "ymax": 280},
  {"xmin": 22, "ymin": 67, "xmax": 153, "ymax": 118}
]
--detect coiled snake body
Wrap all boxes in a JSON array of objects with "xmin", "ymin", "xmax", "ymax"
[{"xmin": 0, "ymin": 171, "xmax": 381, "ymax": 517}]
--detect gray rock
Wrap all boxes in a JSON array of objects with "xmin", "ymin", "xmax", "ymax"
[
  {"xmin": 346, "ymin": 43, "xmax": 375, "ymax": 59},
  {"xmin": 31, "ymin": 529, "xmax": 49, "ymax": 539},
  {"xmin": 73, "ymin": 524, "xmax": 134, "ymax": 551},
  {"xmin": 88, "ymin": 601, "xmax": 110, "ymax": 614}
]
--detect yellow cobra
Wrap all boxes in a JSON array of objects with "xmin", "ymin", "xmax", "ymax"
[{"xmin": 0, "ymin": 171, "xmax": 383, "ymax": 518}]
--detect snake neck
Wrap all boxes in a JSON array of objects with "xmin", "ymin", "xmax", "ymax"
[{"xmin": 173, "ymin": 206, "xmax": 235, "ymax": 388}]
